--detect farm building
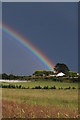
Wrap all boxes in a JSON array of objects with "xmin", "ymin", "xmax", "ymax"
[{"xmin": 56, "ymin": 72, "xmax": 65, "ymax": 77}]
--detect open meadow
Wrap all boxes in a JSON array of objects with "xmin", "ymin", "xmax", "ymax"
[
  {"xmin": 1, "ymin": 80, "xmax": 78, "ymax": 89},
  {"xmin": 2, "ymin": 81, "xmax": 79, "ymax": 118}
]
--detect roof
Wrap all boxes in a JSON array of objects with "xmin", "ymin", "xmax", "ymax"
[{"xmin": 56, "ymin": 72, "xmax": 65, "ymax": 77}]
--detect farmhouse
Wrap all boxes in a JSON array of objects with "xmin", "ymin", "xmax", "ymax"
[
  {"xmin": 49, "ymin": 72, "xmax": 65, "ymax": 77},
  {"xmin": 56, "ymin": 72, "xmax": 65, "ymax": 77}
]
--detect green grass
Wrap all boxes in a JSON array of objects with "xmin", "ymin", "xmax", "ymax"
[
  {"xmin": 2, "ymin": 88, "xmax": 78, "ymax": 109},
  {"xmin": 2, "ymin": 81, "xmax": 78, "ymax": 108},
  {"xmin": 1, "ymin": 81, "xmax": 78, "ymax": 89},
  {"xmin": 2, "ymin": 81, "xmax": 78, "ymax": 118}
]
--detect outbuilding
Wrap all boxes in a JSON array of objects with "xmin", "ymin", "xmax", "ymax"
[{"xmin": 56, "ymin": 72, "xmax": 65, "ymax": 77}]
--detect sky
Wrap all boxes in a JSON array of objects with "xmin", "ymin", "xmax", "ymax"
[{"xmin": 2, "ymin": 2, "xmax": 78, "ymax": 75}]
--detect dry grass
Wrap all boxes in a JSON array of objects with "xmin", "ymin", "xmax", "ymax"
[
  {"xmin": 2, "ymin": 100, "xmax": 79, "ymax": 118},
  {"xmin": 2, "ymin": 88, "xmax": 79, "ymax": 118}
]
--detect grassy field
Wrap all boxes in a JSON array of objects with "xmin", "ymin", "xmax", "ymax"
[
  {"xmin": 2, "ymin": 81, "xmax": 79, "ymax": 118},
  {"xmin": 1, "ymin": 81, "xmax": 78, "ymax": 89}
]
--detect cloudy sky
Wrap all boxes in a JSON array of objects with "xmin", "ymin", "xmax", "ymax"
[{"xmin": 2, "ymin": 2, "xmax": 78, "ymax": 75}]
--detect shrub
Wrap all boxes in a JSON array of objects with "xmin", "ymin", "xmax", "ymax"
[
  {"xmin": 26, "ymin": 86, "xmax": 30, "ymax": 89},
  {"xmin": 68, "ymin": 86, "xmax": 71, "ymax": 89},
  {"xmin": 15, "ymin": 85, "xmax": 19, "ymax": 89},
  {"xmin": 18, "ymin": 85, "xmax": 21, "ymax": 89},
  {"xmin": 50, "ymin": 85, "xmax": 56, "ymax": 89},
  {"xmin": 72, "ymin": 87, "xmax": 76, "ymax": 89},
  {"xmin": 22, "ymin": 86, "xmax": 25, "ymax": 89},
  {"xmin": 43, "ymin": 86, "xmax": 49, "ymax": 89},
  {"xmin": 59, "ymin": 87, "xmax": 63, "ymax": 90},
  {"xmin": 64, "ymin": 86, "xmax": 71, "ymax": 90},
  {"xmin": 34, "ymin": 86, "xmax": 42, "ymax": 89}
]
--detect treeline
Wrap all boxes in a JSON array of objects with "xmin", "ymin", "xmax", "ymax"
[
  {"xmin": 33, "ymin": 70, "xmax": 54, "ymax": 77},
  {"xmin": 33, "ymin": 70, "xmax": 79, "ymax": 83},
  {"xmin": 1, "ymin": 73, "xmax": 79, "ymax": 83},
  {"xmin": 43, "ymin": 76, "xmax": 79, "ymax": 83},
  {"xmin": 33, "ymin": 70, "xmax": 79, "ymax": 78},
  {"xmin": 1, "ymin": 73, "xmax": 32, "ymax": 80},
  {"xmin": 1, "ymin": 63, "xmax": 79, "ymax": 82},
  {"xmin": 1, "ymin": 84, "xmax": 79, "ymax": 90}
]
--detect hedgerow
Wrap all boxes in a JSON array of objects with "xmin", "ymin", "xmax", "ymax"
[{"xmin": 1, "ymin": 84, "xmax": 77, "ymax": 90}]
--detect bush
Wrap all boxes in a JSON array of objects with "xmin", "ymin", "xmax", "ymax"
[
  {"xmin": 18, "ymin": 85, "xmax": 21, "ymax": 89},
  {"xmin": 15, "ymin": 85, "xmax": 19, "ymax": 89},
  {"xmin": 72, "ymin": 87, "xmax": 76, "ymax": 89},
  {"xmin": 43, "ymin": 86, "xmax": 49, "ymax": 89},
  {"xmin": 68, "ymin": 86, "xmax": 71, "ymax": 89},
  {"xmin": 64, "ymin": 86, "xmax": 71, "ymax": 90},
  {"xmin": 26, "ymin": 86, "xmax": 30, "ymax": 89},
  {"xmin": 22, "ymin": 86, "xmax": 25, "ymax": 89},
  {"xmin": 34, "ymin": 86, "xmax": 42, "ymax": 89},
  {"xmin": 50, "ymin": 86, "xmax": 56, "ymax": 89},
  {"xmin": 58, "ymin": 87, "xmax": 63, "ymax": 90}
]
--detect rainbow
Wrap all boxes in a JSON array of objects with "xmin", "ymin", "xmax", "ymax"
[{"xmin": 1, "ymin": 23, "xmax": 54, "ymax": 70}]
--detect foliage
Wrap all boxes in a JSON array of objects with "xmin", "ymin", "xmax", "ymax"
[
  {"xmin": 50, "ymin": 85, "xmax": 56, "ymax": 89},
  {"xmin": 33, "ymin": 70, "xmax": 54, "ymax": 77},
  {"xmin": 1, "ymin": 71, "xmax": 79, "ymax": 83},
  {"xmin": 1, "ymin": 84, "xmax": 22, "ymax": 89},
  {"xmin": 54, "ymin": 63, "xmax": 69, "ymax": 75},
  {"xmin": 2, "ymin": 73, "xmax": 9, "ymax": 79},
  {"xmin": 43, "ymin": 86, "xmax": 49, "ymax": 89},
  {"xmin": 1, "ymin": 83, "xmax": 78, "ymax": 90},
  {"xmin": 1, "ymin": 80, "xmax": 78, "ymax": 90},
  {"xmin": 0, "ymin": 74, "xmax": 2, "ymax": 79},
  {"xmin": 9, "ymin": 74, "xmax": 15, "ymax": 80},
  {"xmin": 34, "ymin": 86, "xmax": 42, "ymax": 89},
  {"xmin": 2, "ymin": 73, "xmax": 32, "ymax": 80},
  {"xmin": 69, "ymin": 71, "xmax": 79, "ymax": 77}
]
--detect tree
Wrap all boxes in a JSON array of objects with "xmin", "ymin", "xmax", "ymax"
[
  {"xmin": 33, "ymin": 70, "xmax": 54, "ymax": 77},
  {"xmin": 0, "ymin": 74, "xmax": 2, "ymax": 79},
  {"xmin": 9, "ymin": 74, "xmax": 15, "ymax": 80},
  {"xmin": 54, "ymin": 63, "xmax": 70, "ymax": 75},
  {"xmin": 69, "ymin": 71, "xmax": 78, "ymax": 77},
  {"xmin": 2, "ymin": 73, "xmax": 9, "ymax": 79}
]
